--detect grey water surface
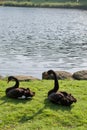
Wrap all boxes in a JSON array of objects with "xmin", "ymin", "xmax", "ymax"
[{"xmin": 0, "ymin": 7, "xmax": 87, "ymax": 78}]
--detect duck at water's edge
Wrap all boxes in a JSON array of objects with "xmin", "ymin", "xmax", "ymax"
[
  {"xmin": 47, "ymin": 70, "xmax": 77, "ymax": 106},
  {"xmin": 6, "ymin": 76, "xmax": 35, "ymax": 99}
]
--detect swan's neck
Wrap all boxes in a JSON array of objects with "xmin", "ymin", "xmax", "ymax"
[
  {"xmin": 6, "ymin": 78, "xmax": 19, "ymax": 94},
  {"xmin": 48, "ymin": 71, "xmax": 59, "ymax": 96},
  {"xmin": 14, "ymin": 78, "xmax": 19, "ymax": 88},
  {"xmin": 53, "ymin": 72, "xmax": 59, "ymax": 91}
]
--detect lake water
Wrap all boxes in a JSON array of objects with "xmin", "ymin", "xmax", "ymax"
[{"xmin": 0, "ymin": 7, "xmax": 87, "ymax": 79}]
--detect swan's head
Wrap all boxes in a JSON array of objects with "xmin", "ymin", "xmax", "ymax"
[
  {"xmin": 42, "ymin": 70, "xmax": 55, "ymax": 80},
  {"xmin": 47, "ymin": 70, "xmax": 54, "ymax": 75},
  {"xmin": 7, "ymin": 76, "xmax": 17, "ymax": 83}
]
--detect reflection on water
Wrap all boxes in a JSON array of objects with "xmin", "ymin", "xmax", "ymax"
[{"xmin": 0, "ymin": 7, "xmax": 87, "ymax": 78}]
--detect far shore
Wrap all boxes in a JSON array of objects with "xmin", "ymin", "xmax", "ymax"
[{"xmin": 0, "ymin": 1, "xmax": 87, "ymax": 10}]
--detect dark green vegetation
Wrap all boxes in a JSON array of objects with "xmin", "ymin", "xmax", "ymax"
[
  {"xmin": 0, "ymin": 0, "xmax": 87, "ymax": 9},
  {"xmin": 0, "ymin": 79, "xmax": 87, "ymax": 130}
]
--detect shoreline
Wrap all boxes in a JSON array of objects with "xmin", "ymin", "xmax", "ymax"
[
  {"xmin": 0, "ymin": 70, "xmax": 87, "ymax": 80},
  {"xmin": 0, "ymin": 1, "xmax": 87, "ymax": 10}
]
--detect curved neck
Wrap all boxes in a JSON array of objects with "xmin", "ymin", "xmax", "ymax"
[
  {"xmin": 13, "ymin": 77, "xmax": 19, "ymax": 88},
  {"xmin": 48, "ymin": 71, "xmax": 59, "ymax": 96},
  {"xmin": 6, "ymin": 77, "xmax": 19, "ymax": 94},
  {"xmin": 53, "ymin": 71, "xmax": 59, "ymax": 91}
]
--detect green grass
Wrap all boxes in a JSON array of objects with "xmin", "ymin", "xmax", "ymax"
[{"xmin": 0, "ymin": 79, "xmax": 87, "ymax": 130}]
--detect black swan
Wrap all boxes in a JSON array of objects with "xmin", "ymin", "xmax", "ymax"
[
  {"xmin": 6, "ymin": 76, "xmax": 35, "ymax": 99},
  {"xmin": 47, "ymin": 70, "xmax": 77, "ymax": 106}
]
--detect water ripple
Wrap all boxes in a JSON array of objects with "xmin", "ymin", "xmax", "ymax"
[{"xmin": 0, "ymin": 7, "xmax": 87, "ymax": 78}]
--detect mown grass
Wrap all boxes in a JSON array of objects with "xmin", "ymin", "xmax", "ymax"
[
  {"xmin": 0, "ymin": 0, "xmax": 87, "ymax": 8},
  {"xmin": 0, "ymin": 79, "xmax": 87, "ymax": 130}
]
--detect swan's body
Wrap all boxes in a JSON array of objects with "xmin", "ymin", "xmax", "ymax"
[
  {"xmin": 47, "ymin": 70, "xmax": 77, "ymax": 106},
  {"xmin": 6, "ymin": 76, "xmax": 35, "ymax": 99}
]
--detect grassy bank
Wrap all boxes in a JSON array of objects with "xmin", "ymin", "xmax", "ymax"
[
  {"xmin": 0, "ymin": 79, "xmax": 87, "ymax": 130},
  {"xmin": 0, "ymin": 0, "xmax": 87, "ymax": 9}
]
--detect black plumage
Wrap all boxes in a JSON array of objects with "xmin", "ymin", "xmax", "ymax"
[
  {"xmin": 6, "ymin": 76, "xmax": 35, "ymax": 99},
  {"xmin": 47, "ymin": 70, "xmax": 77, "ymax": 106}
]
